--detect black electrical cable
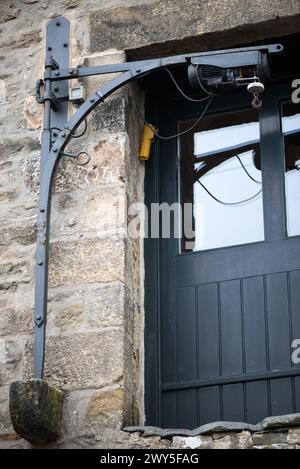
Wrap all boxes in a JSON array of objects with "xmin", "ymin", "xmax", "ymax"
[
  {"xmin": 163, "ymin": 68, "xmax": 211, "ymax": 103},
  {"xmin": 195, "ymin": 64, "xmax": 219, "ymax": 97},
  {"xmin": 53, "ymin": 67, "xmax": 213, "ymax": 144},
  {"xmin": 197, "ymin": 179, "xmax": 262, "ymax": 206},
  {"xmin": 195, "ymin": 152, "xmax": 262, "ymax": 205},
  {"xmin": 235, "ymin": 153, "xmax": 262, "ymax": 184},
  {"xmin": 50, "ymin": 127, "xmax": 62, "ymax": 133},
  {"xmin": 71, "ymin": 118, "xmax": 88, "ymax": 138},
  {"xmin": 137, "ymin": 96, "xmax": 214, "ymax": 140},
  {"xmin": 50, "ymin": 118, "xmax": 88, "ymax": 139}
]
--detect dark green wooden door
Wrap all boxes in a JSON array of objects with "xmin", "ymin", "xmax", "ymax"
[{"xmin": 145, "ymin": 81, "xmax": 300, "ymax": 428}]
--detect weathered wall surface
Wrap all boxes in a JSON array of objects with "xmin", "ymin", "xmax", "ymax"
[{"xmin": 0, "ymin": 0, "xmax": 299, "ymax": 449}]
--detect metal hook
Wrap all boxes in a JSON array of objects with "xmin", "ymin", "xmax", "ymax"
[{"xmin": 251, "ymin": 93, "xmax": 262, "ymax": 110}]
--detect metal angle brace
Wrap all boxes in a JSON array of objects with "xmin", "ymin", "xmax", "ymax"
[{"xmin": 34, "ymin": 15, "xmax": 283, "ymax": 380}]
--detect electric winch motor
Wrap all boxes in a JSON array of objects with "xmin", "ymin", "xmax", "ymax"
[{"xmin": 187, "ymin": 47, "xmax": 277, "ymax": 108}]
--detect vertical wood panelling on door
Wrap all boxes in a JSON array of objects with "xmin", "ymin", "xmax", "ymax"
[
  {"xmin": 266, "ymin": 273, "xmax": 291, "ymax": 371},
  {"xmin": 161, "ymin": 270, "xmax": 300, "ymax": 426},
  {"xmin": 242, "ymin": 276, "xmax": 267, "ymax": 373},
  {"xmin": 289, "ymin": 270, "xmax": 300, "ymax": 414},
  {"xmin": 161, "ymin": 392, "xmax": 177, "ymax": 428},
  {"xmin": 220, "ymin": 280, "xmax": 243, "ymax": 376},
  {"xmin": 161, "ymin": 236, "xmax": 177, "ymax": 427},
  {"xmin": 176, "ymin": 286, "xmax": 197, "ymax": 428},
  {"xmin": 290, "ymin": 270, "xmax": 300, "ymax": 370},
  {"xmin": 270, "ymin": 378, "xmax": 293, "ymax": 416},
  {"xmin": 197, "ymin": 283, "xmax": 220, "ymax": 380},
  {"xmin": 197, "ymin": 283, "xmax": 221, "ymax": 424},
  {"xmin": 222, "ymin": 384, "xmax": 245, "ymax": 422},
  {"xmin": 198, "ymin": 387, "xmax": 221, "ymax": 424},
  {"xmin": 295, "ymin": 378, "xmax": 300, "ymax": 410},
  {"xmin": 246, "ymin": 381, "xmax": 269, "ymax": 423}
]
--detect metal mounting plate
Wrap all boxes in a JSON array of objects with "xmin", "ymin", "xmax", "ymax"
[{"xmin": 45, "ymin": 16, "xmax": 70, "ymax": 130}]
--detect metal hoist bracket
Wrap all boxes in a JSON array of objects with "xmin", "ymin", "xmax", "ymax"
[
  {"xmin": 34, "ymin": 17, "xmax": 70, "ymax": 379},
  {"xmin": 36, "ymin": 18, "xmax": 70, "ymax": 114},
  {"xmin": 33, "ymin": 15, "xmax": 283, "ymax": 380}
]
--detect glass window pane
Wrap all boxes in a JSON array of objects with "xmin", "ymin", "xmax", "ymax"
[
  {"xmin": 282, "ymin": 102, "xmax": 300, "ymax": 237},
  {"xmin": 180, "ymin": 108, "xmax": 264, "ymax": 252}
]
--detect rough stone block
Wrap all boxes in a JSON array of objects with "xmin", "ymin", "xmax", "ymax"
[
  {"xmin": 87, "ymin": 282, "xmax": 124, "ymax": 328},
  {"xmin": 82, "ymin": 50, "xmax": 125, "ymax": 96},
  {"xmin": 48, "ymin": 285, "xmax": 86, "ymax": 304},
  {"xmin": 287, "ymin": 428, "xmax": 300, "ymax": 444},
  {"xmin": 0, "ymin": 340, "xmax": 22, "ymax": 386},
  {"xmin": 91, "ymin": 95, "xmax": 127, "ymax": 133},
  {"xmin": 252, "ymin": 431, "xmax": 287, "ymax": 445},
  {"xmin": 130, "ymin": 435, "xmax": 171, "ymax": 449},
  {"xmin": 0, "ymin": 437, "xmax": 31, "ymax": 449},
  {"xmin": 261, "ymin": 413, "xmax": 300, "ymax": 430},
  {"xmin": 0, "ymin": 339, "xmax": 21, "ymax": 364},
  {"xmin": 0, "ymin": 4, "xmax": 19, "ymax": 23},
  {"xmin": 0, "ymin": 362, "xmax": 21, "ymax": 386},
  {"xmin": 212, "ymin": 431, "xmax": 253, "ymax": 449},
  {"xmin": 80, "ymin": 185, "xmax": 126, "ymax": 238},
  {"xmin": 25, "ymin": 329, "xmax": 124, "ymax": 390},
  {"xmin": 0, "ymin": 221, "xmax": 36, "ymax": 247},
  {"xmin": 23, "ymin": 95, "xmax": 42, "ymax": 130},
  {"xmin": 1, "ymin": 30, "xmax": 41, "ymax": 49},
  {"xmin": 9, "ymin": 379, "xmax": 64, "ymax": 444},
  {"xmin": 21, "ymin": 154, "xmax": 40, "ymax": 195},
  {"xmin": 253, "ymin": 443, "xmax": 296, "ymax": 449},
  {"xmin": 53, "ymin": 157, "xmax": 101, "ymax": 194},
  {"xmin": 61, "ymin": 386, "xmax": 124, "ymax": 438},
  {"xmin": 48, "ymin": 238, "xmax": 125, "ymax": 287},
  {"xmin": 90, "ymin": 0, "xmax": 300, "ymax": 58},
  {"xmin": 50, "ymin": 192, "xmax": 81, "ymax": 240},
  {"xmin": 0, "ymin": 399, "xmax": 14, "ymax": 436},
  {"xmin": 89, "ymin": 133, "xmax": 127, "ymax": 185},
  {"xmin": 22, "ymin": 133, "xmax": 128, "ymax": 195},
  {"xmin": 0, "ymin": 384, "xmax": 8, "ymax": 402},
  {"xmin": 0, "ymin": 140, "xmax": 25, "ymax": 159},
  {"xmin": 172, "ymin": 435, "xmax": 213, "ymax": 449},
  {"xmin": 0, "ymin": 247, "xmax": 33, "ymax": 291},
  {"xmin": 50, "ymin": 303, "xmax": 84, "ymax": 331},
  {"xmin": 0, "ymin": 307, "xmax": 33, "ymax": 337},
  {"xmin": 85, "ymin": 387, "xmax": 124, "ymax": 429},
  {"xmin": 0, "ymin": 190, "xmax": 19, "ymax": 203}
]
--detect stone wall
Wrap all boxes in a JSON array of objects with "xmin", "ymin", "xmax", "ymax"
[
  {"xmin": 2, "ymin": 414, "xmax": 300, "ymax": 449},
  {"xmin": 0, "ymin": 0, "xmax": 300, "ymax": 449}
]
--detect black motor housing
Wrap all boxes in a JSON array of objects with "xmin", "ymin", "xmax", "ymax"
[{"xmin": 187, "ymin": 49, "xmax": 271, "ymax": 91}]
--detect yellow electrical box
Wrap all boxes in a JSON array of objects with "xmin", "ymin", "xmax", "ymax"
[{"xmin": 139, "ymin": 124, "xmax": 156, "ymax": 160}]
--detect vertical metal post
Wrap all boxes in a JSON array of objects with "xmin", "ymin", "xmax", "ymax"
[{"xmin": 34, "ymin": 17, "xmax": 70, "ymax": 379}]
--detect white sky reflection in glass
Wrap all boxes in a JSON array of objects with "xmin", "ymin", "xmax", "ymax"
[
  {"xmin": 282, "ymin": 109, "xmax": 300, "ymax": 237},
  {"xmin": 193, "ymin": 116, "xmax": 263, "ymax": 252}
]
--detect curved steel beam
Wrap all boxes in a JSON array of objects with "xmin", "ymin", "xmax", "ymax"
[{"xmin": 34, "ymin": 68, "xmax": 155, "ymax": 378}]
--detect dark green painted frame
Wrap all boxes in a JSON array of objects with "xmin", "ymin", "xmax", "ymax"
[{"xmin": 144, "ymin": 80, "xmax": 298, "ymax": 426}]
